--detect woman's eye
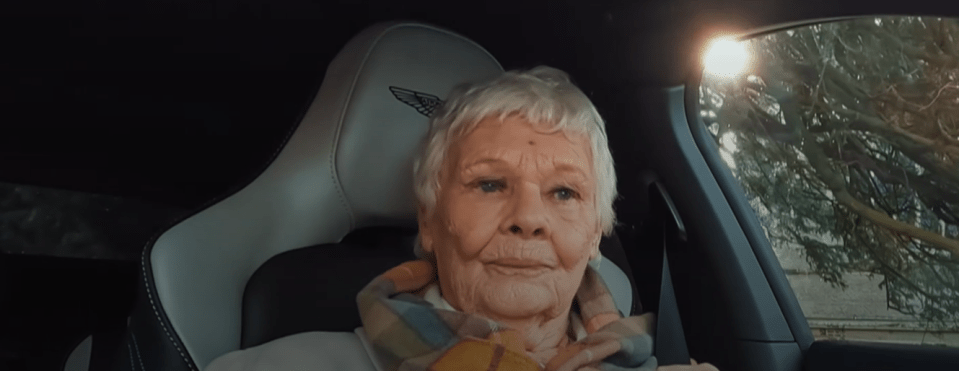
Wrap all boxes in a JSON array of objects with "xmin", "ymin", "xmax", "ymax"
[
  {"xmin": 553, "ymin": 187, "xmax": 577, "ymax": 201},
  {"xmin": 478, "ymin": 180, "xmax": 504, "ymax": 193}
]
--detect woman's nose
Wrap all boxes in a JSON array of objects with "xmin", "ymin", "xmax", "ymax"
[{"xmin": 502, "ymin": 183, "xmax": 550, "ymax": 238}]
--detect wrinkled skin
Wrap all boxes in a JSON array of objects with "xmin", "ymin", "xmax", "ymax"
[
  {"xmin": 418, "ymin": 114, "xmax": 601, "ymax": 358},
  {"xmin": 418, "ymin": 115, "xmax": 719, "ymax": 371}
]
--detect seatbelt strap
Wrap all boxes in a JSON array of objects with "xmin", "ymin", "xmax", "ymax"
[
  {"xmin": 650, "ymin": 181, "xmax": 691, "ymax": 365},
  {"xmin": 655, "ymin": 238, "xmax": 691, "ymax": 365}
]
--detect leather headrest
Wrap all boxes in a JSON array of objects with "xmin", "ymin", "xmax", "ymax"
[
  {"xmin": 332, "ymin": 23, "xmax": 505, "ymax": 228},
  {"xmin": 148, "ymin": 22, "xmax": 503, "ymax": 369}
]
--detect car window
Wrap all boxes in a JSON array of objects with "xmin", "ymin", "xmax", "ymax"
[
  {"xmin": 699, "ymin": 16, "xmax": 959, "ymax": 348},
  {"xmin": 0, "ymin": 181, "xmax": 185, "ymax": 260}
]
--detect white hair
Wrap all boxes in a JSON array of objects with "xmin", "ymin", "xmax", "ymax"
[{"xmin": 412, "ymin": 65, "xmax": 617, "ymax": 256}]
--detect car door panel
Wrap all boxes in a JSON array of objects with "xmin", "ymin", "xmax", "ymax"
[{"xmin": 804, "ymin": 341, "xmax": 959, "ymax": 370}]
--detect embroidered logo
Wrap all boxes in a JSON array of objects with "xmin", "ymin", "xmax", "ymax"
[{"xmin": 389, "ymin": 86, "xmax": 444, "ymax": 117}]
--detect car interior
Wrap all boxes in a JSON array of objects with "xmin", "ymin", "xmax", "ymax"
[{"xmin": 3, "ymin": 1, "xmax": 959, "ymax": 371}]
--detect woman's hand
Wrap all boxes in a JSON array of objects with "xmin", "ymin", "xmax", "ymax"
[{"xmin": 656, "ymin": 358, "xmax": 719, "ymax": 371}]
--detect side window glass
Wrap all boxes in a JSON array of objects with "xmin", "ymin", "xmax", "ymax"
[
  {"xmin": 699, "ymin": 17, "xmax": 959, "ymax": 347},
  {"xmin": 0, "ymin": 181, "xmax": 184, "ymax": 260}
]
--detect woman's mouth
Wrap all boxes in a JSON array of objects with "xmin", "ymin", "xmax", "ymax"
[{"xmin": 486, "ymin": 258, "xmax": 552, "ymax": 277}]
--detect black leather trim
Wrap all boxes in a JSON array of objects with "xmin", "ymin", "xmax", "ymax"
[
  {"xmin": 128, "ymin": 243, "xmax": 200, "ymax": 371},
  {"xmin": 804, "ymin": 340, "xmax": 959, "ymax": 370},
  {"xmin": 241, "ymin": 226, "xmax": 419, "ymax": 348},
  {"xmin": 89, "ymin": 323, "xmax": 129, "ymax": 371},
  {"xmin": 240, "ymin": 227, "xmax": 639, "ymax": 348},
  {"xmin": 107, "ymin": 247, "xmax": 200, "ymax": 371}
]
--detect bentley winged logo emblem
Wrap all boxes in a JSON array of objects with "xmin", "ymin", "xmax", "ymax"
[{"xmin": 389, "ymin": 86, "xmax": 444, "ymax": 117}]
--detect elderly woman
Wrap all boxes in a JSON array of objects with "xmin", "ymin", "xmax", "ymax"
[
  {"xmin": 359, "ymin": 66, "xmax": 717, "ymax": 371},
  {"xmin": 206, "ymin": 67, "xmax": 717, "ymax": 371}
]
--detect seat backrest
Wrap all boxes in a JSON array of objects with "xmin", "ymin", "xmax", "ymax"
[
  {"xmin": 240, "ymin": 227, "xmax": 637, "ymax": 349},
  {"xmin": 120, "ymin": 21, "xmax": 636, "ymax": 371}
]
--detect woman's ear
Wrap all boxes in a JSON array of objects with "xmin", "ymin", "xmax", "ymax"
[
  {"xmin": 588, "ymin": 223, "xmax": 603, "ymax": 260},
  {"xmin": 587, "ymin": 234, "xmax": 603, "ymax": 269},
  {"xmin": 417, "ymin": 205, "xmax": 435, "ymax": 253},
  {"xmin": 590, "ymin": 226, "xmax": 605, "ymax": 260}
]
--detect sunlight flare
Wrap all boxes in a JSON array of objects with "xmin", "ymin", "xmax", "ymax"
[{"xmin": 703, "ymin": 38, "xmax": 750, "ymax": 80}]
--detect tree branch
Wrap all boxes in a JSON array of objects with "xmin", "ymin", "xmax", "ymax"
[
  {"xmin": 771, "ymin": 81, "xmax": 959, "ymax": 257},
  {"xmin": 811, "ymin": 150, "xmax": 959, "ymax": 257},
  {"xmin": 839, "ymin": 112, "xmax": 959, "ymax": 185}
]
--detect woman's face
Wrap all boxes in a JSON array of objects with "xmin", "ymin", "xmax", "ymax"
[{"xmin": 419, "ymin": 115, "xmax": 601, "ymax": 322}]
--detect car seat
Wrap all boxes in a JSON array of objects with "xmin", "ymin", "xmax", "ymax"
[{"xmin": 80, "ymin": 21, "xmax": 640, "ymax": 371}]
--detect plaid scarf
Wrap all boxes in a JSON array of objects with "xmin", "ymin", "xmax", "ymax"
[{"xmin": 357, "ymin": 260, "xmax": 658, "ymax": 371}]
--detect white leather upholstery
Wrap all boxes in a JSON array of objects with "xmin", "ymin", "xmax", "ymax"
[
  {"xmin": 147, "ymin": 21, "xmax": 635, "ymax": 371},
  {"xmin": 598, "ymin": 259, "xmax": 634, "ymax": 317},
  {"xmin": 205, "ymin": 330, "xmax": 379, "ymax": 371},
  {"xmin": 149, "ymin": 22, "xmax": 503, "ymax": 370},
  {"xmin": 63, "ymin": 335, "xmax": 92, "ymax": 371}
]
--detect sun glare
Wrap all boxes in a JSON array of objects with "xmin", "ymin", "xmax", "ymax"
[
  {"xmin": 703, "ymin": 38, "xmax": 750, "ymax": 80},
  {"xmin": 720, "ymin": 132, "xmax": 739, "ymax": 152},
  {"xmin": 719, "ymin": 132, "xmax": 739, "ymax": 170}
]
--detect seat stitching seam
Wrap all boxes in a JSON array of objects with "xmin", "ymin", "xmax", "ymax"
[
  {"xmin": 131, "ymin": 332, "xmax": 148, "ymax": 371},
  {"xmin": 142, "ymin": 247, "xmax": 196, "ymax": 370},
  {"xmin": 128, "ymin": 343, "xmax": 137, "ymax": 371},
  {"xmin": 327, "ymin": 68, "xmax": 357, "ymax": 230},
  {"xmin": 327, "ymin": 23, "xmax": 404, "ymax": 231}
]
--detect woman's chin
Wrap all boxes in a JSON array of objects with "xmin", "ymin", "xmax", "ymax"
[{"xmin": 480, "ymin": 281, "xmax": 554, "ymax": 319}]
